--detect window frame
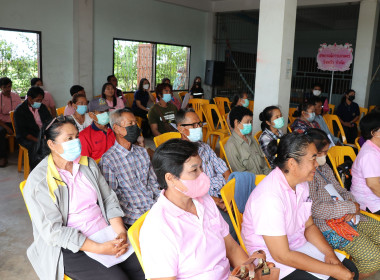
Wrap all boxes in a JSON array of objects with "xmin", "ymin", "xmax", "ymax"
[{"xmin": 113, "ymin": 37, "xmax": 191, "ymax": 92}]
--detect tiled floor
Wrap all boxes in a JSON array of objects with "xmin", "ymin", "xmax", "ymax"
[{"xmin": 1, "ymin": 145, "xmax": 380, "ymax": 280}]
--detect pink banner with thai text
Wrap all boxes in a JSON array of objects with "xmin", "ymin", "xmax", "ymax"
[{"xmin": 317, "ymin": 43, "xmax": 353, "ymax": 72}]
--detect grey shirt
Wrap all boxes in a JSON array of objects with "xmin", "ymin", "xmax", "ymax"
[{"xmin": 315, "ymin": 115, "xmax": 340, "ymax": 144}]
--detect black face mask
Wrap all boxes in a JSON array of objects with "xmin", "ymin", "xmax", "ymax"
[
  {"xmin": 123, "ymin": 124, "xmax": 141, "ymax": 143},
  {"xmin": 196, "ymin": 82, "xmax": 201, "ymax": 87},
  {"xmin": 348, "ymin": 95, "xmax": 355, "ymax": 101}
]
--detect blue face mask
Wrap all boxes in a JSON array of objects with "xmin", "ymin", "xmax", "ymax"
[
  {"xmin": 76, "ymin": 105, "xmax": 87, "ymax": 115},
  {"xmin": 96, "ymin": 112, "xmax": 109, "ymax": 125},
  {"xmin": 162, "ymin": 93, "xmax": 172, "ymax": 103},
  {"xmin": 242, "ymin": 99, "xmax": 249, "ymax": 108},
  {"xmin": 307, "ymin": 112, "xmax": 316, "ymax": 122},
  {"xmin": 31, "ymin": 102, "xmax": 41, "ymax": 109},
  {"xmin": 58, "ymin": 138, "xmax": 82, "ymax": 161},
  {"xmin": 239, "ymin": 123, "xmax": 252, "ymax": 135},
  {"xmin": 187, "ymin": 127, "xmax": 203, "ymax": 142},
  {"xmin": 273, "ymin": 117, "xmax": 285, "ymax": 129}
]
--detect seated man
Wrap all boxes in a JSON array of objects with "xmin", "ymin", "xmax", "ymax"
[
  {"xmin": 31, "ymin": 77, "xmax": 57, "ymax": 117},
  {"xmin": 64, "ymin": 85, "xmax": 86, "ymax": 116},
  {"xmin": 0, "ymin": 77, "xmax": 22, "ymax": 167},
  {"xmin": 79, "ymin": 98, "xmax": 115, "ymax": 160},
  {"xmin": 175, "ymin": 109, "xmax": 237, "ymax": 238},
  {"xmin": 100, "ymin": 108, "xmax": 160, "ymax": 227}
]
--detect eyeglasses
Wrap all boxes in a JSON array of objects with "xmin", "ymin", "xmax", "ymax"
[
  {"xmin": 45, "ymin": 116, "xmax": 67, "ymax": 131},
  {"xmin": 180, "ymin": 122, "xmax": 203, "ymax": 128}
]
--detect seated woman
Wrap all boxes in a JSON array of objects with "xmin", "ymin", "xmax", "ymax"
[
  {"xmin": 14, "ymin": 86, "xmax": 52, "ymax": 170},
  {"xmin": 291, "ymin": 102, "xmax": 321, "ymax": 134},
  {"xmin": 68, "ymin": 93, "xmax": 92, "ymax": 132},
  {"xmin": 351, "ymin": 112, "xmax": 380, "ymax": 215},
  {"xmin": 23, "ymin": 117, "xmax": 144, "ymax": 280},
  {"xmin": 336, "ymin": 89, "xmax": 359, "ymax": 144},
  {"xmin": 101, "ymin": 82, "xmax": 124, "ymax": 112},
  {"xmin": 258, "ymin": 106, "xmax": 284, "ymax": 168},
  {"xmin": 307, "ymin": 128, "xmax": 380, "ymax": 279},
  {"xmin": 148, "ymin": 83, "xmax": 178, "ymax": 136},
  {"xmin": 225, "ymin": 106, "xmax": 271, "ymax": 175},
  {"xmin": 189, "ymin": 76, "xmax": 204, "ymax": 98},
  {"xmin": 242, "ymin": 133, "xmax": 358, "ymax": 280},
  {"xmin": 140, "ymin": 139, "xmax": 249, "ymax": 279}
]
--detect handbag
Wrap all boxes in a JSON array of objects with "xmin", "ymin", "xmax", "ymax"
[
  {"xmin": 336, "ymin": 160, "xmax": 353, "ymax": 190},
  {"xmin": 154, "ymin": 106, "xmax": 177, "ymax": 132},
  {"xmin": 229, "ymin": 250, "xmax": 280, "ymax": 280}
]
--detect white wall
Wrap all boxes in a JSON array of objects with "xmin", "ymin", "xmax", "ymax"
[
  {"xmin": 93, "ymin": 0, "xmax": 208, "ymax": 96},
  {"xmin": 1, "ymin": 0, "xmax": 74, "ymax": 107}
]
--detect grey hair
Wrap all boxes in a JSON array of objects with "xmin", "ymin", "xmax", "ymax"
[
  {"xmin": 175, "ymin": 108, "xmax": 196, "ymax": 124},
  {"xmin": 109, "ymin": 108, "xmax": 133, "ymax": 131}
]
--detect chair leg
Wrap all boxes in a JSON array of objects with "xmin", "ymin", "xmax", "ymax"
[
  {"xmin": 24, "ymin": 149, "xmax": 29, "ymax": 180},
  {"xmin": 18, "ymin": 147, "xmax": 23, "ymax": 173},
  {"xmin": 8, "ymin": 137, "xmax": 14, "ymax": 153}
]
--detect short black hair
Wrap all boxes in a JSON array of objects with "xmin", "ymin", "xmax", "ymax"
[
  {"xmin": 27, "ymin": 86, "xmax": 45, "ymax": 99},
  {"xmin": 107, "ymin": 75, "xmax": 116, "ymax": 82},
  {"xmin": 162, "ymin": 77, "xmax": 170, "ymax": 84},
  {"xmin": 175, "ymin": 108, "xmax": 196, "ymax": 124},
  {"xmin": 0, "ymin": 77, "xmax": 12, "ymax": 87},
  {"xmin": 31, "ymin": 77, "xmax": 42, "ymax": 86},
  {"xmin": 229, "ymin": 106, "xmax": 253, "ymax": 129},
  {"xmin": 305, "ymin": 128, "xmax": 330, "ymax": 152},
  {"xmin": 155, "ymin": 83, "xmax": 172, "ymax": 100},
  {"xmin": 259, "ymin": 106, "xmax": 280, "ymax": 131},
  {"xmin": 293, "ymin": 101, "xmax": 314, "ymax": 118},
  {"xmin": 70, "ymin": 85, "xmax": 84, "ymax": 96},
  {"xmin": 309, "ymin": 96, "xmax": 322, "ymax": 105},
  {"xmin": 360, "ymin": 112, "xmax": 380, "ymax": 140},
  {"xmin": 152, "ymin": 139, "xmax": 199, "ymax": 190}
]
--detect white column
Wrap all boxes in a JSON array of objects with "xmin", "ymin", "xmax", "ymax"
[
  {"xmin": 252, "ymin": 0, "xmax": 297, "ymax": 134},
  {"xmin": 351, "ymin": 0, "xmax": 379, "ymax": 108},
  {"xmin": 73, "ymin": 0, "xmax": 94, "ymax": 97}
]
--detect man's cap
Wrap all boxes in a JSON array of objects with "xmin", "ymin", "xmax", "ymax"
[{"xmin": 88, "ymin": 98, "xmax": 109, "ymax": 112}]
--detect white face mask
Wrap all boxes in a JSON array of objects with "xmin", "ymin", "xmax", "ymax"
[
  {"xmin": 313, "ymin": 90, "xmax": 321, "ymax": 96},
  {"xmin": 143, "ymin": 84, "xmax": 149, "ymax": 90},
  {"xmin": 316, "ymin": 155, "xmax": 327, "ymax": 166}
]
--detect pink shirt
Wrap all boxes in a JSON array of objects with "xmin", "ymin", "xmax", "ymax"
[
  {"xmin": 0, "ymin": 92, "xmax": 22, "ymax": 123},
  {"xmin": 42, "ymin": 91, "xmax": 55, "ymax": 108},
  {"xmin": 57, "ymin": 157, "xmax": 107, "ymax": 237},
  {"xmin": 241, "ymin": 167, "xmax": 312, "ymax": 278},
  {"xmin": 106, "ymin": 98, "xmax": 124, "ymax": 112},
  {"xmin": 140, "ymin": 190, "xmax": 230, "ymax": 280},
  {"xmin": 351, "ymin": 140, "xmax": 380, "ymax": 213},
  {"xmin": 64, "ymin": 104, "xmax": 76, "ymax": 116},
  {"xmin": 28, "ymin": 106, "xmax": 43, "ymax": 129}
]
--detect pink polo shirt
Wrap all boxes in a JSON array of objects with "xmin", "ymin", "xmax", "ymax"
[
  {"xmin": 241, "ymin": 167, "xmax": 312, "ymax": 279},
  {"xmin": 42, "ymin": 91, "xmax": 55, "ymax": 108},
  {"xmin": 106, "ymin": 98, "xmax": 124, "ymax": 112},
  {"xmin": 140, "ymin": 190, "xmax": 230, "ymax": 280},
  {"xmin": 64, "ymin": 104, "xmax": 76, "ymax": 116},
  {"xmin": 351, "ymin": 140, "xmax": 380, "ymax": 213},
  {"xmin": 0, "ymin": 92, "xmax": 22, "ymax": 123},
  {"xmin": 28, "ymin": 106, "xmax": 43, "ymax": 129},
  {"xmin": 57, "ymin": 157, "xmax": 108, "ymax": 237}
]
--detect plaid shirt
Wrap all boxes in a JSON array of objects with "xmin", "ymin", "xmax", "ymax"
[
  {"xmin": 309, "ymin": 163, "xmax": 365, "ymax": 232},
  {"xmin": 198, "ymin": 141, "xmax": 229, "ymax": 197},
  {"xmin": 291, "ymin": 118, "xmax": 320, "ymax": 134},
  {"xmin": 258, "ymin": 128, "xmax": 283, "ymax": 168},
  {"xmin": 99, "ymin": 141, "xmax": 160, "ymax": 225}
]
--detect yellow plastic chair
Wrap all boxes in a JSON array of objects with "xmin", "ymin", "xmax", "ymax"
[
  {"xmin": 19, "ymin": 181, "xmax": 73, "ymax": 280},
  {"xmin": 124, "ymin": 93, "xmax": 134, "ymax": 108},
  {"xmin": 153, "ymin": 132, "xmax": 181, "ymax": 147},
  {"xmin": 323, "ymin": 114, "xmax": 349, "ymax": 144},
  {"xmin": 202, "ymin": 104, "xmax": 230, "ymax": 150},
  {"xmin": 354, "ymin": 137, "xmax": 361, "ymax": 151},
  {"xmin": 95, "ymin": 158, "xmax": 101, "ymax": 164},
  {"xmin": 254, "ymin": 130, "xmax": 262, "ymax": 145},
  {"xmin": 355, "ymin": 107, "xmax": 368, "ymax": 127},
  {"xmin": 127, "ymin": 211, "xmax": 150, "ymax": 275},
  {"xmin": 287, "ymin": 125, "xmax": 292, "ymax": 133},
  {"xmin": 219, "ymin": 136, "xmax": 232, "ymax": 172},
  {"xmin": 288, "ymin": 108, "xmax": 297, "ymax": 125},
  {"xmin": 360, "ymin": 210, "xmax": 380, "ymax": 221},
  {"xmin": 178, "ymin": 91, "xmax": 188, "ymax": 102},
  {"xmin": 10, "ymin": 111, "xmax": 30, "ymax": 179},
  {"xmin": 213, "ymin": 97, "xmax": 231, "ymax": 117},
  {"xmin": 248, "ymin": 100, "xmax": 254, "ymax": 112},
  {"xmin": 327, "ymin": 146, "xmax": 357, "ymax": 188},
  {"xmin": 56, "ymin": 106, "xmax": 65, "ymax": 116},
  {"xmin": 369, "ymin": 105, "xmax": 376, "ymax": 112},
  {"xmin": 222, "ymin": 115, "xmax": 231, "ymax": 135},
  {"xmin": 6, "ymin": 132, "xmax": 15, "ymax": 153},
  {"xmin": 188, "ymin": 99, "xmax": 210, "ymax": 141},
  {"xmin": 328, "ymin": 104, "xmax": 335, "ymax": 114}
]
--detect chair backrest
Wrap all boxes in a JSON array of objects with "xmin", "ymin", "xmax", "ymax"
[
  {"xmin": 254, "ymin": 130, "xmax": 262, "ymax": 145},
  {"xmin": 153, "ymin": 132, "xmax": 181, "ymax": 147},
  {"xmin": 327, "ymin": 146, "xmax": 357, "ymax": 188},
  {"xmin": 135, "ymin": 116, "xmax": 143, "ymax": 129},
  {"xmin": 151, "ymin": 92, "xmax": 157, "ymax": 103},
  {"xmin": 287, "ymin": 125, "xmax": 292, "ymax": 133},
  {"xmin": 329, "ymin": 104, "xmax": 335, "ymax": 114},
  {"xmin": 213, "ymin": 97, "xmax": 230, "ymax": 116},
  {"xmin": 355, "ymin": 107, "xmax": 368, "ymax": 126},
  {"xmin": 56, "ymin": 106, "xmax": 65, "ymax": 116},
  {"xmin": 323, "ymin": 114, "xmax": 348, "ymax": 144},
  {"xmin": 222, "ymin": 115, "xmax": 231, "ymax": 135},
  {"xmin": 248, "ymin": 100, "xmax": 254, "ymax": 112},
  {"xmin": 124, "ymin": 93, "xmax": 134, "ymax": 108},
  {"xmin": 188, "ymin": 99, "xmax": 209, "ymax": 121},
  {"xmin": 219, "ymin": 136, "xmax": 232, "ymax": 172},
  {"xmin": 127, "ymin": 211, "xmax": 149, "ymax": 273},
  {"xmin": 95, "ymin": 158, "xmax": 101, "ymax": 164},
  {"xmin": 288, "ymin": 107, "xmax": 297, "ymax": 124},
  {"xmin": 369, "ymin": 105, "xmax": 376, "ymax": 112},
  {"xmin": 355, "ymin": 137, "xmax": 361, "ymax": 151},
  {"xmin": 178, "ymin": 91, "xmax": 188, "ymax": 102},
  {"xmin": 10, "ymin": 111, "xmax": 16, "ymax": 132},
  {"xmin": 202, "ymin": 104, "xmax": 228, "ymax": 132}
]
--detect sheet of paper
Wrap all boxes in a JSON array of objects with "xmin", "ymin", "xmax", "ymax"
[
  {"xmin": 295, "ymin": 242, "xmax": 345, "ymax": 280},
  {"xmin": 181, "ymin": 92, "xmax": 190, "ymax": 109},
  {"xmin": 84, "ymin": 226, "xmax": 135, "ymax": 268},
  {"xmin": 170, "ymin": 123, "xmax": 177, "ymax": 130}
]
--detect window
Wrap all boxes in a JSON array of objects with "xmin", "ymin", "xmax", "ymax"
[
  {"xmin": 113, "ymin": 39, "xmax": 190, "ymax": 92},
  {"xmin": 0, "ymin": 28, "xmax": 41, "ymax": 97}
]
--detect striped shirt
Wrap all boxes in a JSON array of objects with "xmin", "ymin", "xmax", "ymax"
[
  {"xmin": 99, "ymin": 141, "xmax": 160, "ymax": 225},
  {"xmin": 258, "ymin": 128, "xmax": 283, "ymax": 168}
]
